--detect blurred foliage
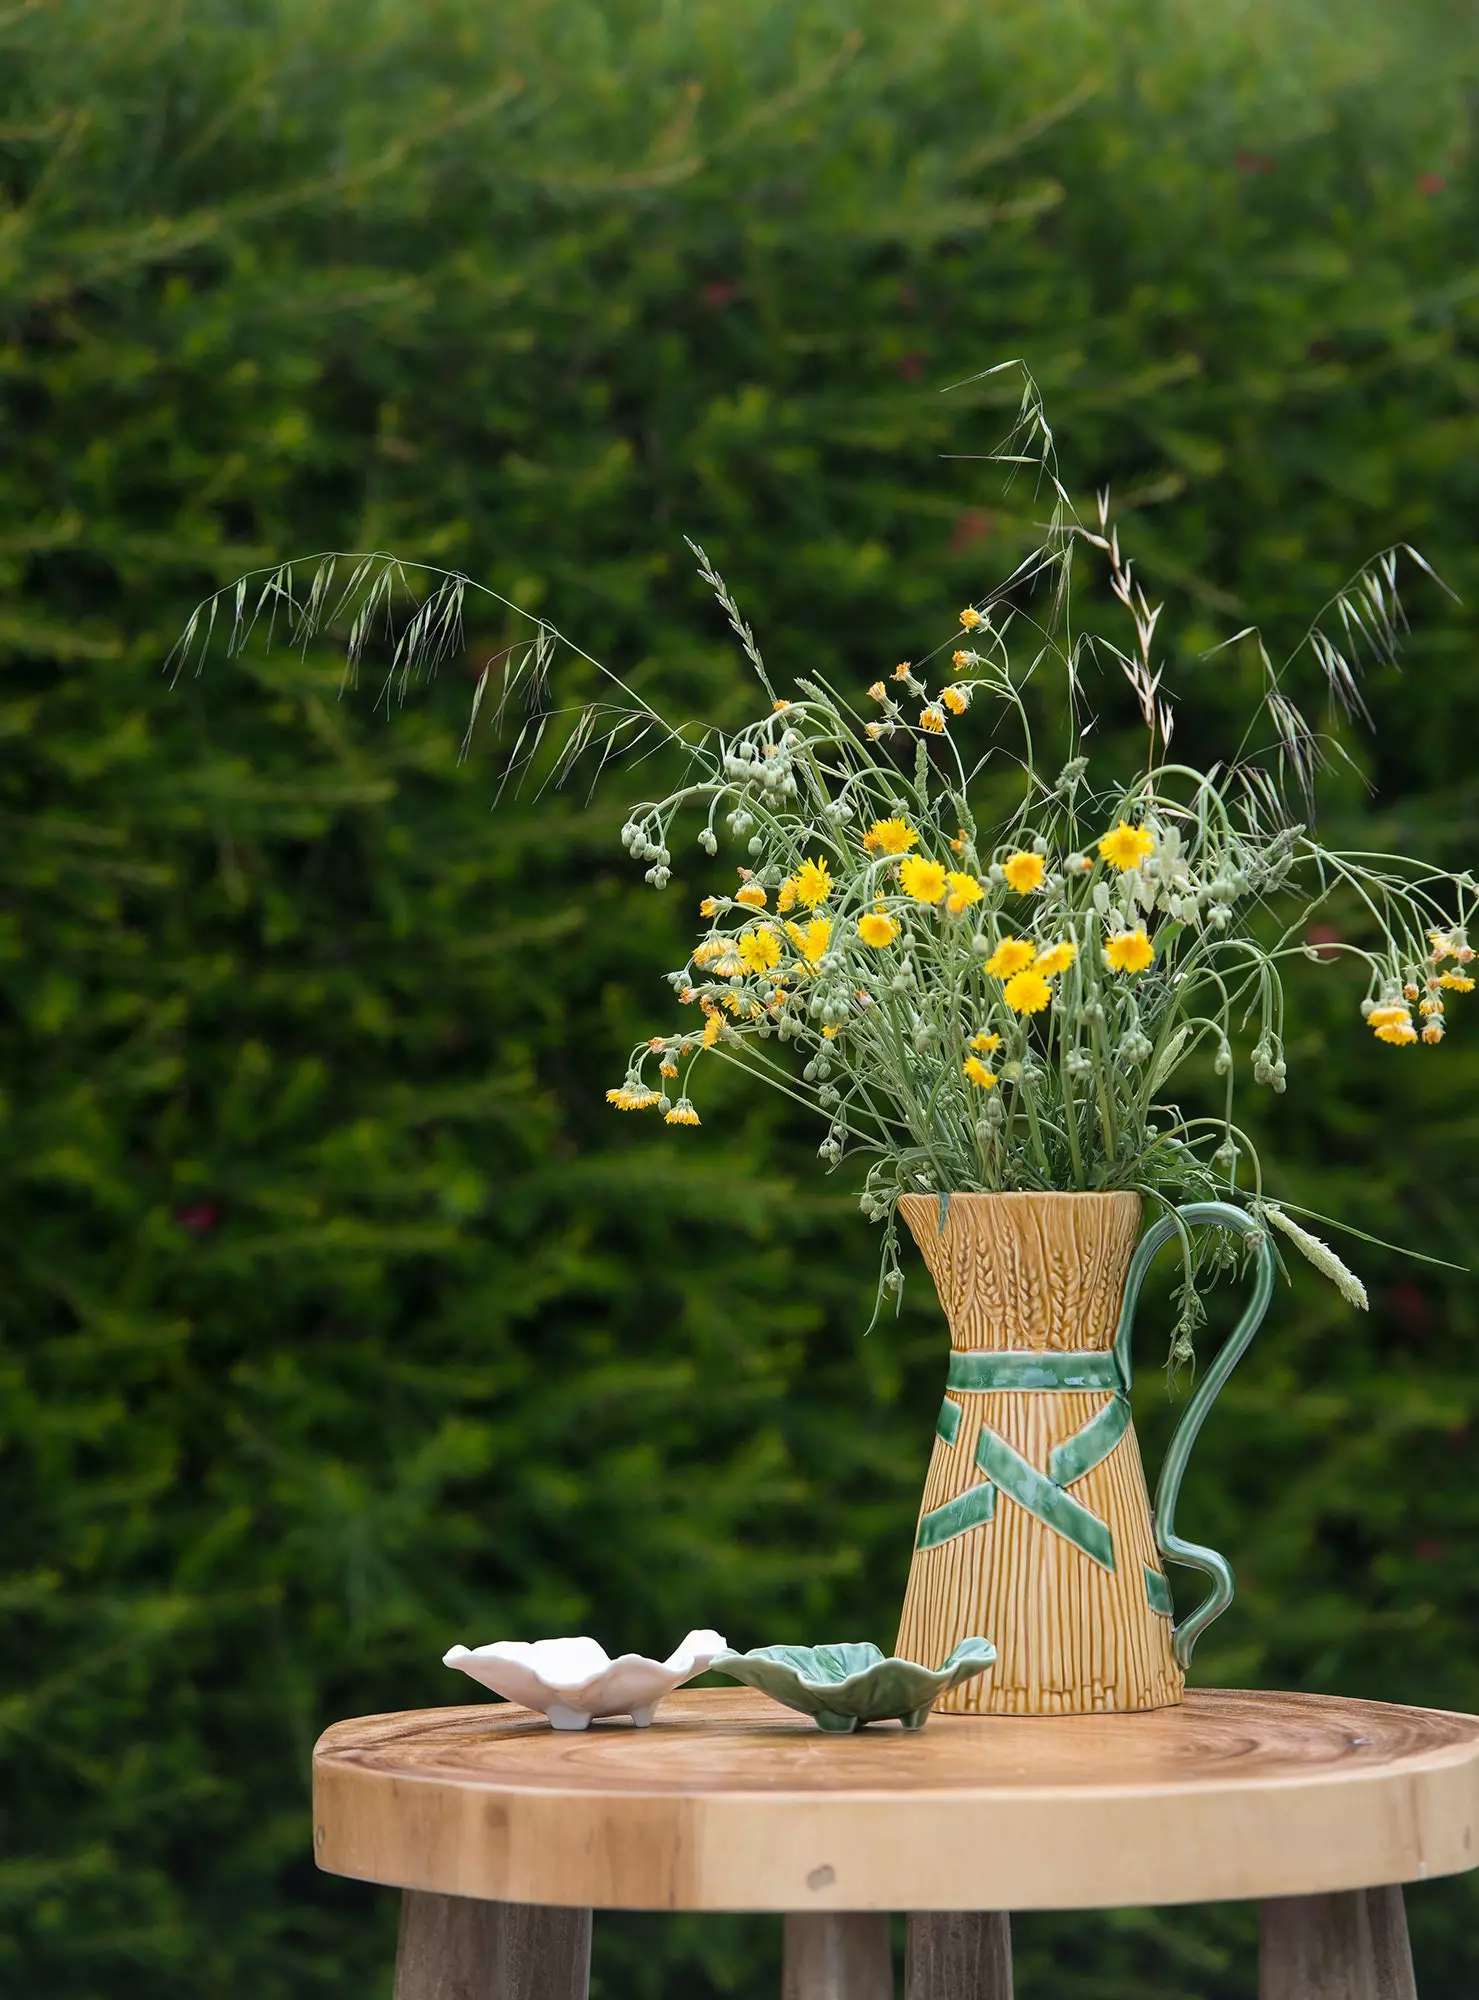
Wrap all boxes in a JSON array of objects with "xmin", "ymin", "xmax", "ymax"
[{"xmin": 3, "ymin": 0, "xmax": 1479, "ymax": 1994}]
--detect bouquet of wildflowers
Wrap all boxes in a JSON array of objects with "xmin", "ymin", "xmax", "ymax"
[{"xmin": 172, "ymin": 368, "xmax": 1475, "ymax": 1346}]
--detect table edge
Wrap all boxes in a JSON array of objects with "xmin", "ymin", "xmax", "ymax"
[{"xmin": 309, "ymin": 1689, "xmax": 1479, "ymax": 1909}]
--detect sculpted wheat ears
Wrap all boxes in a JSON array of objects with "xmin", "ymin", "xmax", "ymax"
[{"xmin": 170, "ymin": 365, "xmax": 1475, "ymax": 1352}]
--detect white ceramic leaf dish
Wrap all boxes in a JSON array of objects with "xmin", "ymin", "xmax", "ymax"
[{"xmin": 443, "ymin": 1629, "xmax": 726, "ymax": 1730}]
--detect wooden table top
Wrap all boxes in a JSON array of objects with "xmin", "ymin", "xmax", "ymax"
[{"xmin": 312, "ymin": 1687, "xmax": 1479, "ymax": 1913}]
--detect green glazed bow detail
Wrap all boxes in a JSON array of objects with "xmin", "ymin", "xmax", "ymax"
[{"xmin": 917, "ymin": 1349, "xmax": 1133, "ymax": 1576}]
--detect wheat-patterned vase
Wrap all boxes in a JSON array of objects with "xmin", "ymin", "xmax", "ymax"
[{"xmin": 894, "ymin": 1190, "xmax": 1274, "ymax": 1716}]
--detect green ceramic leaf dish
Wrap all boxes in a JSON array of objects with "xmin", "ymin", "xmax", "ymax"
[{"xmin": 711, "ymin": 1637, "xmax": 996, "ymax": 1732}]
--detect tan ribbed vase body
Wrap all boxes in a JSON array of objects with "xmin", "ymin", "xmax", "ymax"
[{"xmin": 894, "ymin": 1191, "xmax": 1183, "ymax": 1716}]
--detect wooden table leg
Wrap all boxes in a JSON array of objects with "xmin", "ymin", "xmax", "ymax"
[
  {"xmin": 393, "ymin": 1890, "xmax": 592, "ymax": 2000},
  {"xmin": 782, "ymin": 1913, "xmax": 893, "ymax": 1999},
  {"xmin": 904, "ymin": 1913, "xmax": 1012, "ymax": 1998},
  {"xmin": 1259, "ymin": 1885, "xmax": 1416, "ymax": 2000}
]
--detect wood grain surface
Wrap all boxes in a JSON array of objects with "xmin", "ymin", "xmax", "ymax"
[
  {"xmin": 904, "ymin": 1912, "xmax": 1013, "ymax": 1999},
  {"xmin": 1259, "ymin": 1886, "xmax": 1417, "ymax": 2000},
  {"xmin": 312, "ymin": 1687, "xmax": 1479, "ymax": 1912},
  {"xmin": 781, "ymin": 1913, "xmax": 893, "ymax": 2000},
  {"xmin": 391, "ymin": 1891, "xmax": 590, "ymax": 2000},
  {"xmin": 894, "ymin": 1192, "xmax": 1182, "ymax": 1716}
]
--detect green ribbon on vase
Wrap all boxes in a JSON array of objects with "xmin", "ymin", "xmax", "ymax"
[
  {"xmin": 917, "ymin": 1349, "xmax": 1136, "ymax": 1583},
  {"xmin": 946, "ymin": 1350, "xmax": 1121, "ymax": 1393}
]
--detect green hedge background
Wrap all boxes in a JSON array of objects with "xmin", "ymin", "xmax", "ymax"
[{"xmin": 4, "ymin": 2, "xmax": 1479, "ymax": 1994}]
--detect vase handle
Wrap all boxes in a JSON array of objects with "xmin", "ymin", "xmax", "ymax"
[{"xmin": 1112, "ymin": 1200, "xmax": 1277, "ymax": 1670}]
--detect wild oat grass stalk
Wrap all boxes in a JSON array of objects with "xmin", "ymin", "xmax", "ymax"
[{"xmin": 172, "ymin": 365, "xmax": 1476, "ymax": 1342}]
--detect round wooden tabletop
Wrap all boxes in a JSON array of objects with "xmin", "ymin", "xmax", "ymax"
[{"xmin": 312, "ymin": 1686, "xmax": 1479, "ymax": 1913}]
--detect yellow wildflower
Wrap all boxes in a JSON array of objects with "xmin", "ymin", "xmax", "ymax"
[
  {"xmin": 649, "ymin": 1037, "xmax": 666, "ymax": 1052},
  {"xmin": 959, "ymin": 606, "xmax": 984, "ymax": 630},
  {"xmin": 822, "ymin": 1024, "xmax": 838, "ymax": 1039},
  {"xmin": 1035, "ymin": 940, "xmax": 1077, "ymax": 976},
  {"xmin": 772, "ymin": 698, "xmax": 789, "ymax": 712},
  {"xmin": 665, "ymin": 1099, "xmax": 701, "ymax": 1125},
  {"xmin": 1439, "ymin": 972, "xmax": 1476, "ymax": 992},
  {"xmin": 857, "ymin": 910, "xmax": 899, "ymax": 949},
  {"xmin": 792, "ymin": 857, "xmax": 834, "ymax": 908},
  {"xmin": 1429, "ymin": 928, "xmax": 1457, "ymax": 961},
  {"xmin": 920, "ymin": 704, "xmax": 946, "ymax": 733},
  {"xmin": 950, "ymin": 828, "xmax": 969, "ymax": 854},
  {"xmin": 863, "ymin": 816, "xmax": 918, "ymax": 856},
  {"xmin": 963, "ymin": 1056, "xmax": 998, "ymax": 1089},
  {"xmin": 1098, "ymin": 822, "xmax": 1156, "ymax": 871},
  {"xmin": 984, "ymin": 936, "xmax": 1035, "ymax": 978},
  {"xmin": 1404, "ymin": 982, "xmax": 1420, "ymax": 1000},
  {"xmin": 786, "ymin": 917, "xmax": 833, "ymax": 967},
  {"xmin": 680, "ymin": 986, "xmax": 698, "ymax": 1005},
  {"xmin": 892, "ymin": 662, "xmax": 913, "ymax": 681},
  {"xmin": 1002, "ymin": 850, "xmax": 1046, "ymax": 894},
  {"xmin": 951, "ymin": 649, "xmax": 971, "ymax": 668},
  {"xmin": 970, "ymin": 1031, "xmax": 1001, "ymax": 1053},
  {"xmin": 777, "ymin": 878, "xmax": 797, "ymax": 913},
  {"xmin": 867, "ymin": 681, "xmax": 887, "ymax": 702},
  {"xmin": 941, "ymin": 685, "xmax": 969, "ymax": 715},
  {"xmin": 699, "ymin": 895, "xmax": 722, "ymax": 917},
  {"xmin": 1366, "ymin": 1004, "xmax": 1409, "ymax": 1027},
  {"xmin": 899, "ymin": 854, "xmax": 948, "ymax": 904},
  {"xmin": 606, "ymin": 1084, "xmax": 660, "ymax": 1111},
  {"xmin": 735, "ymin": 881, "xmax": 767, "ymax": 909},
  {"xmin": 1420, "ymin": 997, "xmax": 1443, "ymax": 1017},
  {"xmin": 1104, "ymin": 928, "xmax": 1154, "ymax": 974},
  {"xmin": 1423, "ymin": 1021, "xmax": 1445, "ymax": 1044},
  {"xmin": 737, "ymin": 928, "xmax": 782, "ymax": 974},
  {"xmin": 692, "ymin": 937, "xmax": 729, "ymax": 968},
  {"xmin": 865, "ymin": 721, "xmax": 887, "ymax": 739},
  {"xmin": 945, "ymin": 870, "xmax": 984, "ymax": 915},
  {"xmin": 659, "ymin": 1060, "xmax": 678, "ymax": 1078},
  {"xmin": 1003, "ymin": 968, "xmax": 1053, "ymax": 1014},
  {"xmin": 702, "ymin": 1011, "xmax": 723, "ymax": 1048},
  {"xmin": 1374, "ymin": 1016, "xmax": 1418, "ymax": 1046}
]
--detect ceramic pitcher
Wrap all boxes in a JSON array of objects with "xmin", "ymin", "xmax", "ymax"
[{"xmin": 894, "ymin": 1191, "xmax": 1274, "ymax": 1715}]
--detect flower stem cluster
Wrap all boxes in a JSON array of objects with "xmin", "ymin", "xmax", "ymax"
[
  {"xmin": 596, "ymin": 420, "xmax": 1476, "ymax": 1334},
  {"xmin": 178, "ymin": 374, "xmax": 1475, "ymax": 1346}
]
